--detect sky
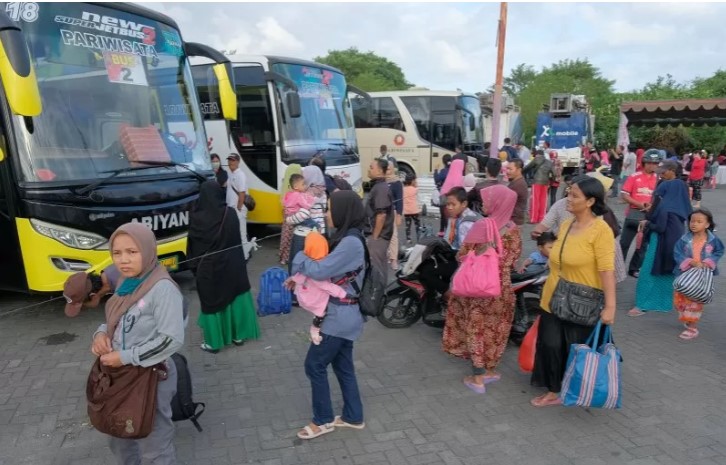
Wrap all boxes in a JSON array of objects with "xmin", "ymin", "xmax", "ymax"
[{"xmin": 143, "ymin": 2, "xmax": 725, "ymax": 94}]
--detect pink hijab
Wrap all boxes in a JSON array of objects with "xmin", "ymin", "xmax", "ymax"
[
  {"xmin": 462, "ymin": 217, "xmax": 502, "ymax": 253},
  {"xmin": 440, "ymin": 159, "xmax": 465, "ymax": 195},
  {"xmin": 480, "ymin": 184, "xmax": 517, "ymax": 230}
]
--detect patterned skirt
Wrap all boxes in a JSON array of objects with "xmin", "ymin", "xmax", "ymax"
[
  {"xmin": 674, "ymin": 292, "xmax": 704, "ymax": 323},
  {"xmin": 279, "ymin": 222, "xmax": 293, "ymax": 264}
]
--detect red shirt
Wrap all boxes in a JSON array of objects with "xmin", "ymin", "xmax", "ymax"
[
  {"xmin": 689, "ymin": 158, "xmax": 707, "ymax": 181},
  {"xmin": 621, "ymin": 172, "xmax": 657, "ymax": 214}
]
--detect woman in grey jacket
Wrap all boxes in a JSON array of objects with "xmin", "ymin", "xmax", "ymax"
[
  {"xmin": 288, "ymin": 191, "xmax": 367, "ymax": 440},
  {"xmin": 91, "ymin": 223, "xmax": 185, "ymax": 464}
]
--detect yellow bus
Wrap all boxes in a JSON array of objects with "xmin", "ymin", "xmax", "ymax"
[
  {"xmin": 0, "ymin": 2, "xmax": 236, "ymax": 292},
  {"xmin": 191, "ymin": 54, "xmax": 365, "ymax": 224},
  {"xmin": 352, "ymin": 89, "xmax": 484, "ymax": 180}
]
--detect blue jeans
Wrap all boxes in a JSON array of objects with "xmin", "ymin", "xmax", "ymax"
[{"xmin": 304, "ymin": 334, "xmax": 363, "ymax": 426}]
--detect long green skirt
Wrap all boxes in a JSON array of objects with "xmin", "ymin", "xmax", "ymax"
[
  {"xmin": 635, "ymin": 233, "xmax": 674, "ymax": 312},
  {"xmin": 197, "ymin": 292, "xmax": 260, "ymax": 350}
]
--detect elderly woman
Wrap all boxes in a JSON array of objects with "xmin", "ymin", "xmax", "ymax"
[
  {"xmin": 531, "ymin": 176, "xmax": 616, "ymax": 407},
  {"xmin": 442, "ymin": 185, "xmax": 522, "ymax": 393}
]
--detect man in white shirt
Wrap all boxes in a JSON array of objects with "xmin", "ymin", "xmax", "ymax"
[{"xmin": 225, "ymin": 153, "xmax": 250, "ymax": 260}]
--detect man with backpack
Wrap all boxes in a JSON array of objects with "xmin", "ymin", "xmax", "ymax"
[{"xmin": 364, "ymin": 159, "xmax": 395, "ymax": 282}]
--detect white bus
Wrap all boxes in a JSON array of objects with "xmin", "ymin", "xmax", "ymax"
[
  {"xmin": 352, "ymin": 90, "xmax": 484, "ymax": 180},
  {"xmin": 191, "ymin": 55, "xmax": 364, "ymax": 224}
]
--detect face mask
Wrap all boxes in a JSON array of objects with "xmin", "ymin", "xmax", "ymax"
[{"xmin": 211, "ymin": 161, "xmax": 221, "ymax": 170}]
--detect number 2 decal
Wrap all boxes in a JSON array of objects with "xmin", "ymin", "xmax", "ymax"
[{"xmin": 121, "ymin": 68, "xmax": 133, "ymax": 82}]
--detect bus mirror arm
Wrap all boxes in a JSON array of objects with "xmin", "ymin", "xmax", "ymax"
[
  {"xmin": 184, "ymin": 43, "xmax": 237, "ymax": 121},
  {"xmin": 264, "ymin": 72, "xmax": 302, "ymax": 118},
  {"xmin": 455, "ymin": 104, "xmax": 476, "ymax": 132},
  {"xmin": 0, "ymin": 12, "xmax": 41, "ymax": 117},
  {"xmin": 347, "ymin": 85, "xmax": 370, "ymax": 101},
  {"xmin": 264, "ymin": 71, "xmax": 298, "ymax": 92}
]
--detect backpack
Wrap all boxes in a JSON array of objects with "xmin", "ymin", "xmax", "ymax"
[
  {"xmin": 170, "ymin": 353, "xmax": 205, "ymax": 432},
  {"xmin": 256, "ymin": 267, "xmax": 292, "ymax": 316},
  {"xmin": 337, "ymin": 230, "xmax": 386, "ymax": 317}
]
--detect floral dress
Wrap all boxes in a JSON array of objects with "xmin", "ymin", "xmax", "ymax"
[
  {"xmin": 674, "ymin": 236, "xmax": 706, "ymax": 323},
  {"xmin": 442, "ymin": 227, "xmax": 522, "ymax": 370}
]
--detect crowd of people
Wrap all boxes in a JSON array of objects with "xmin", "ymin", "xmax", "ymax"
[{"xmin": 61, "ymin": 140, "xmax": 724, "ymax": 462}]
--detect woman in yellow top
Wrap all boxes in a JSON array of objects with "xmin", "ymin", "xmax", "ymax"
[{"xmin": 530, "ymin": 176, "xmax": 617, "ymax": 407}]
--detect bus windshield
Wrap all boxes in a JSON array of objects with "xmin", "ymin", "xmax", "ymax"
[
  {"xmin": 4, "ymin": 2, "xmax": 210, "ymax": 184},
  {"xmin": 272, "ymin": 62, "xmax": 358, "ymax": 166},
  {"xmin": 458, "ymin": 95, "xmax": 483, "ymax": 149}
]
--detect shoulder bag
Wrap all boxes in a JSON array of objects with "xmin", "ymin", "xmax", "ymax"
[{"xmin": 549, "ymin": 221, "xmax": 605, "ymax": 326}]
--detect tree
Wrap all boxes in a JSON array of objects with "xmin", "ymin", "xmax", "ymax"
[{"xmin": 314, "ymin": 47, "xmax": 413, "ymax": 92}]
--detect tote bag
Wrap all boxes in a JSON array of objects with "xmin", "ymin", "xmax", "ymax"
[
  {"xmin": 673, "ymin": 267, "xmax": 714, "ymax": 304},
  {"xmin": 451, "ymin": 248, "xmax": 501, "ymax": 298},
  {"xmin": 560, "ymin": 322, "xmax": 622, "ymax": 409}
]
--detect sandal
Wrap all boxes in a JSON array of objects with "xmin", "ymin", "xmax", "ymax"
[
  {"xmin": 463, "ymin": 378, "xmax": 486, "ymax": 394},
  {"xmin": 530, "ymin": 394, "xmax": 562, "ymax": 407},
  {"xmin": 296, "ymin": 422, "xmax": 335, "ymax": 440},
  {"xmin": 679, "ymin": 328, "xmax": 699, "ymax": 340},
  {"xmin": 232, "ymin": 339, "xmax": 245, "ymax": 346},
  {"xmin": 333, "ymin": 416, "xmax": 365, "ymax": 429},
  {"xmin": 483, "ymin": 373, "xmax": 502, "ymax": 384},
  {"xmin": 200, "ymin": 343, "xmax": 219, "ymax": 354},
  {"xmin": 628, "ymin": 308, "xmax": 646, "ymax": 317}
]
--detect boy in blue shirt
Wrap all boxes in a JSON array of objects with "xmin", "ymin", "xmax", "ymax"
[{"xmin": 517, "ymin": 232, "xmax": 556, "ymax": 273}]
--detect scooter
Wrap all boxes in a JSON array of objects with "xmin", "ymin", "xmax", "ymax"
[
  {"xmin": 509, "ymin": 266, "xmax": 549, "ymax": 345},
  {"xmin": 378, "ymin": 248, "xmax": 549, "ymax": 334}
]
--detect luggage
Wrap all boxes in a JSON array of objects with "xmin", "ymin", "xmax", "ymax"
[{"xmin": 257, "ymin": 267, "xmax": 292, "ymax": 316}]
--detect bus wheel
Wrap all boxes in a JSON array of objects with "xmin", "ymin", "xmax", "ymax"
[{"xmin": 397, "ymin": 164, "xmax": 415, "ymax": 182}]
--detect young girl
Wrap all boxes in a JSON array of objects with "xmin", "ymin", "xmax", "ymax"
[
  {"xmin": 290, "ymin": 231, "xmax": 348, "ymax": 344},
  {"xmin": 90, "ymin": 223, "xmax": 185, "ymax": 462},
  {"xmin": 284, "ymin": 174, "xmax": 316, "ymax": 225},
  {"xmin": 402, "ymin": 176, "xmax": 421, "ymax": 244},
  {"xmin": 673, "ymin": 209, "xmax": 724, "ymax": 340}
]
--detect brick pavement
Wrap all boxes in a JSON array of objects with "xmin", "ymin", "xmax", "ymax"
[{"xmin": 1, "ymin": 188, "xmax": 726, "ymax": 465}]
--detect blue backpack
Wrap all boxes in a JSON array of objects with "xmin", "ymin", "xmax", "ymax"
[{"xmin": 256, "ymin": 267, "xmax": 292, "ymax": 316}]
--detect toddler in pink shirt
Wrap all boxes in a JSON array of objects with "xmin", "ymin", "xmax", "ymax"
[{"xmin": 291, "ymin": 232, "xmax": 348, "ymax": 344}]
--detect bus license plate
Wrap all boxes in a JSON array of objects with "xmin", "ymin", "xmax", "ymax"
[{"xmin": 160, "ymin": 255, "xmax": 179, "ymax": 272}]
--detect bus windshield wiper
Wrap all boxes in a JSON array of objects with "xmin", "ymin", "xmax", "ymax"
[{"xmin": 75, "ymin": 161, "xmax": 206, "ymax": 196}]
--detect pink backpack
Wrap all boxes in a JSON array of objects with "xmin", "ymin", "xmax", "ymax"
[{"xmin": 451, "ymin": 233, "xmax": 502, "ymax": 299}]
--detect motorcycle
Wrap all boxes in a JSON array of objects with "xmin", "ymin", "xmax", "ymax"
[
  {"xmin": 508, "ymin": 265, "xmax": 548, "ymax": 345},
  {"xmin": 378, "ymin": 243, "xmax": 549, "ymax": 335}
]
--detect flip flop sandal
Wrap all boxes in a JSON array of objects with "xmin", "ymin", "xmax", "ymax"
[
  {"xmin": 679, "ymin": 328, "xmax": 699, "ymax": 340},
  {"xmin": 463, "ymin": 379, "xmax": 486, "ymax": 394},
  {"xmin": 628, "ymin": 309, "xmax": 646, "ymax": 317},
  {"xmin": 334, "ymin": 416, "xmax": 365, "ymax": 429},
  {"xmin": 530, "ymin": 395, "xmax": 562, "ymax": 407},
  {"xmin": 483, "ymin": 373, "xmax": 502, "ymax": 384},
  {"xmin": 297, "ymin": 423, "xmax": 335, "ymax": 440},
  {"xmin": 200, "ymin": 343, "xmax": 219, "ymax": 354}
]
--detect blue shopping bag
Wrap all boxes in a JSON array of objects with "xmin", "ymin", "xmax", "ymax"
[{"xmin": 560, "ymin": 322, "xmax": 622, "ymax": 409}]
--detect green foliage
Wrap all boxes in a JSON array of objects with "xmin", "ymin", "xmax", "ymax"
[
  {"xmin": 505, "ymin": 59, "xmax": 726, "ymax": 151},
  {"xmin": 314, "ymin": 47, "xmax": 413, "ymax": 92}
]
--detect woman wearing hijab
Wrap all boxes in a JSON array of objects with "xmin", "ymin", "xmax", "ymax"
[
  {"xmin": 629, "ymin": 179, "xmax": 692, "ymax": 316},
  {"xmin": 90, "ymin": 223, "xmax": 185, "ymax": 463},
  {"xmin": 287, "ymin": 191, "xmax": 367, "ymax": 440},
  {"xmin": 442, "ymin": 185, "xmax": 522, "ymax": 394},
  {"xmin": 187, "ymin": 181, "xmax": 260, "ymax": 353},
  {"xmin": 279, "ymin": 163, "xmax": 303, "ymax": 265},
  {"xmin": 285, "ymin": 166, "xmax": 328, "ymax": 276}
]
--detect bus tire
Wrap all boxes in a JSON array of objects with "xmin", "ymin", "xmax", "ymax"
[{"xmin": 397, "ymin": 163, "xmax": 415, "ymax": 182}]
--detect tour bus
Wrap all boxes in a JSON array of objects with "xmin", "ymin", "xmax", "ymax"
[
  {"xmin": 0, "ymin": 2, "xmax": 237, "ymax": 292},
  {"xmin": 191, "ymin": 54, "xmax": 365, "ymax": 225},
  {"xmin": 352, "ymin": 89, "xmax": 484, "ymax": 180}
]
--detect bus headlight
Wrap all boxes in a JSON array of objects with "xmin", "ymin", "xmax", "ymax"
[{"xmin": 30, "ymin": 219, "xmax": 108, "ymax": 250}]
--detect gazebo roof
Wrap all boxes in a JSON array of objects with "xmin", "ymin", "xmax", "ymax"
[{"xmin": 621, "ymin": 98, "xmax": 726, "ymax": 127}]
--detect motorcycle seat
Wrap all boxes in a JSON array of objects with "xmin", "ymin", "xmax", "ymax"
[{"xmin": 511, "ymin": 265, "xmax": 547, "ymax": 282}]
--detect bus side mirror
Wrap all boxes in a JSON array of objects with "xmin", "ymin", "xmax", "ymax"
[
  {"xmin": 0, "ymin": 14, "xmax": 41, "ymax": 116},
  {"xmin": 469, "ymin": 117, "xmax": 475, "ymax": 132},
  {"xmin": 286, "ymin": 92, "xmax": 302, "ymax": 118},
  {"xmin": 212, "ymin": 63, "xmax": 237, "ymax": 121}
]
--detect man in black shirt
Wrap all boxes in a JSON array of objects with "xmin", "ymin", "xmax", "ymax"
[
  {"xmin": 608, "ymin": 146, "xmax": 624, "ymax": 197},
  {"xmin": 365, "ymin": 158, "xmax": 395, "ymax": 280}
]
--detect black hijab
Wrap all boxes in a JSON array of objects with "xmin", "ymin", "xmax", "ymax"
[
  {"xmin": 329, "ymin": 190, "xmax": 365, "ymax": 250},
  {"xmin": 187, "ymin": 181, "xmax": 250, "ymax": 313}
]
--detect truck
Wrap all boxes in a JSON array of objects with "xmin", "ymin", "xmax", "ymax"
[{"xmin": 535, "ymin": 94, "xmax": 594, "ymax": 174}]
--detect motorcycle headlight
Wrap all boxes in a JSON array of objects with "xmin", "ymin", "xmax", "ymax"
[{"xmin": 30, "ymin": 219, "xmax": 108, "ymax": 250}]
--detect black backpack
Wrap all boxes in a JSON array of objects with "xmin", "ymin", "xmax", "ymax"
[
  {"xmin": 337, "ymin": 230, "xmax": 386, "ymax": 317},
  {"xmin": 170, "ymin": 353, "xmax": 205, "ymax": 432}
]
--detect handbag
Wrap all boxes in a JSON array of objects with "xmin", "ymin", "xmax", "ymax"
[
  {"xmin": 232, "ymin": 185, "xmax": 256, "ymax": 211},
  {"xmin": 518, "ymin": 316, "xmax": 540, "ymax": 373},
  {"xmin": 86, "ymin": 358, "xmax": 166, "ymax": 439},
  {"xmin": 560, "ymin": 322, "xmax": 622, "ymax": 409},
  {"xmin": 673, "ymin": 266, "xmax": 714, "ymax": 304},
  {"xmin": 549, "ymin": 222, "xmax": 605, "ymax": 326},
  {"xmin": 451, "ymin": 240, "xmax": 502, "ymax": 299}
]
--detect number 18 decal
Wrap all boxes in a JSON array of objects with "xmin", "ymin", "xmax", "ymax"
[{"xmin": 5, "ymin": 2, "xmax": 39, "ymax": 22}]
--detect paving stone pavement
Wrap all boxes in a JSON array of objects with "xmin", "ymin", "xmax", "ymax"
[{"xmin": 1, "ymin": 188, "xmax": 726, "ymax": 465}]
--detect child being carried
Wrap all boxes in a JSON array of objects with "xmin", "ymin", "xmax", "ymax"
[
  {"xmin": 284, "ymin": 173, "xmax": 319, "ymax": 230},
  {"xmin": 290, "ymin": 232, "xmax": 352, "ymax": 344}
]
